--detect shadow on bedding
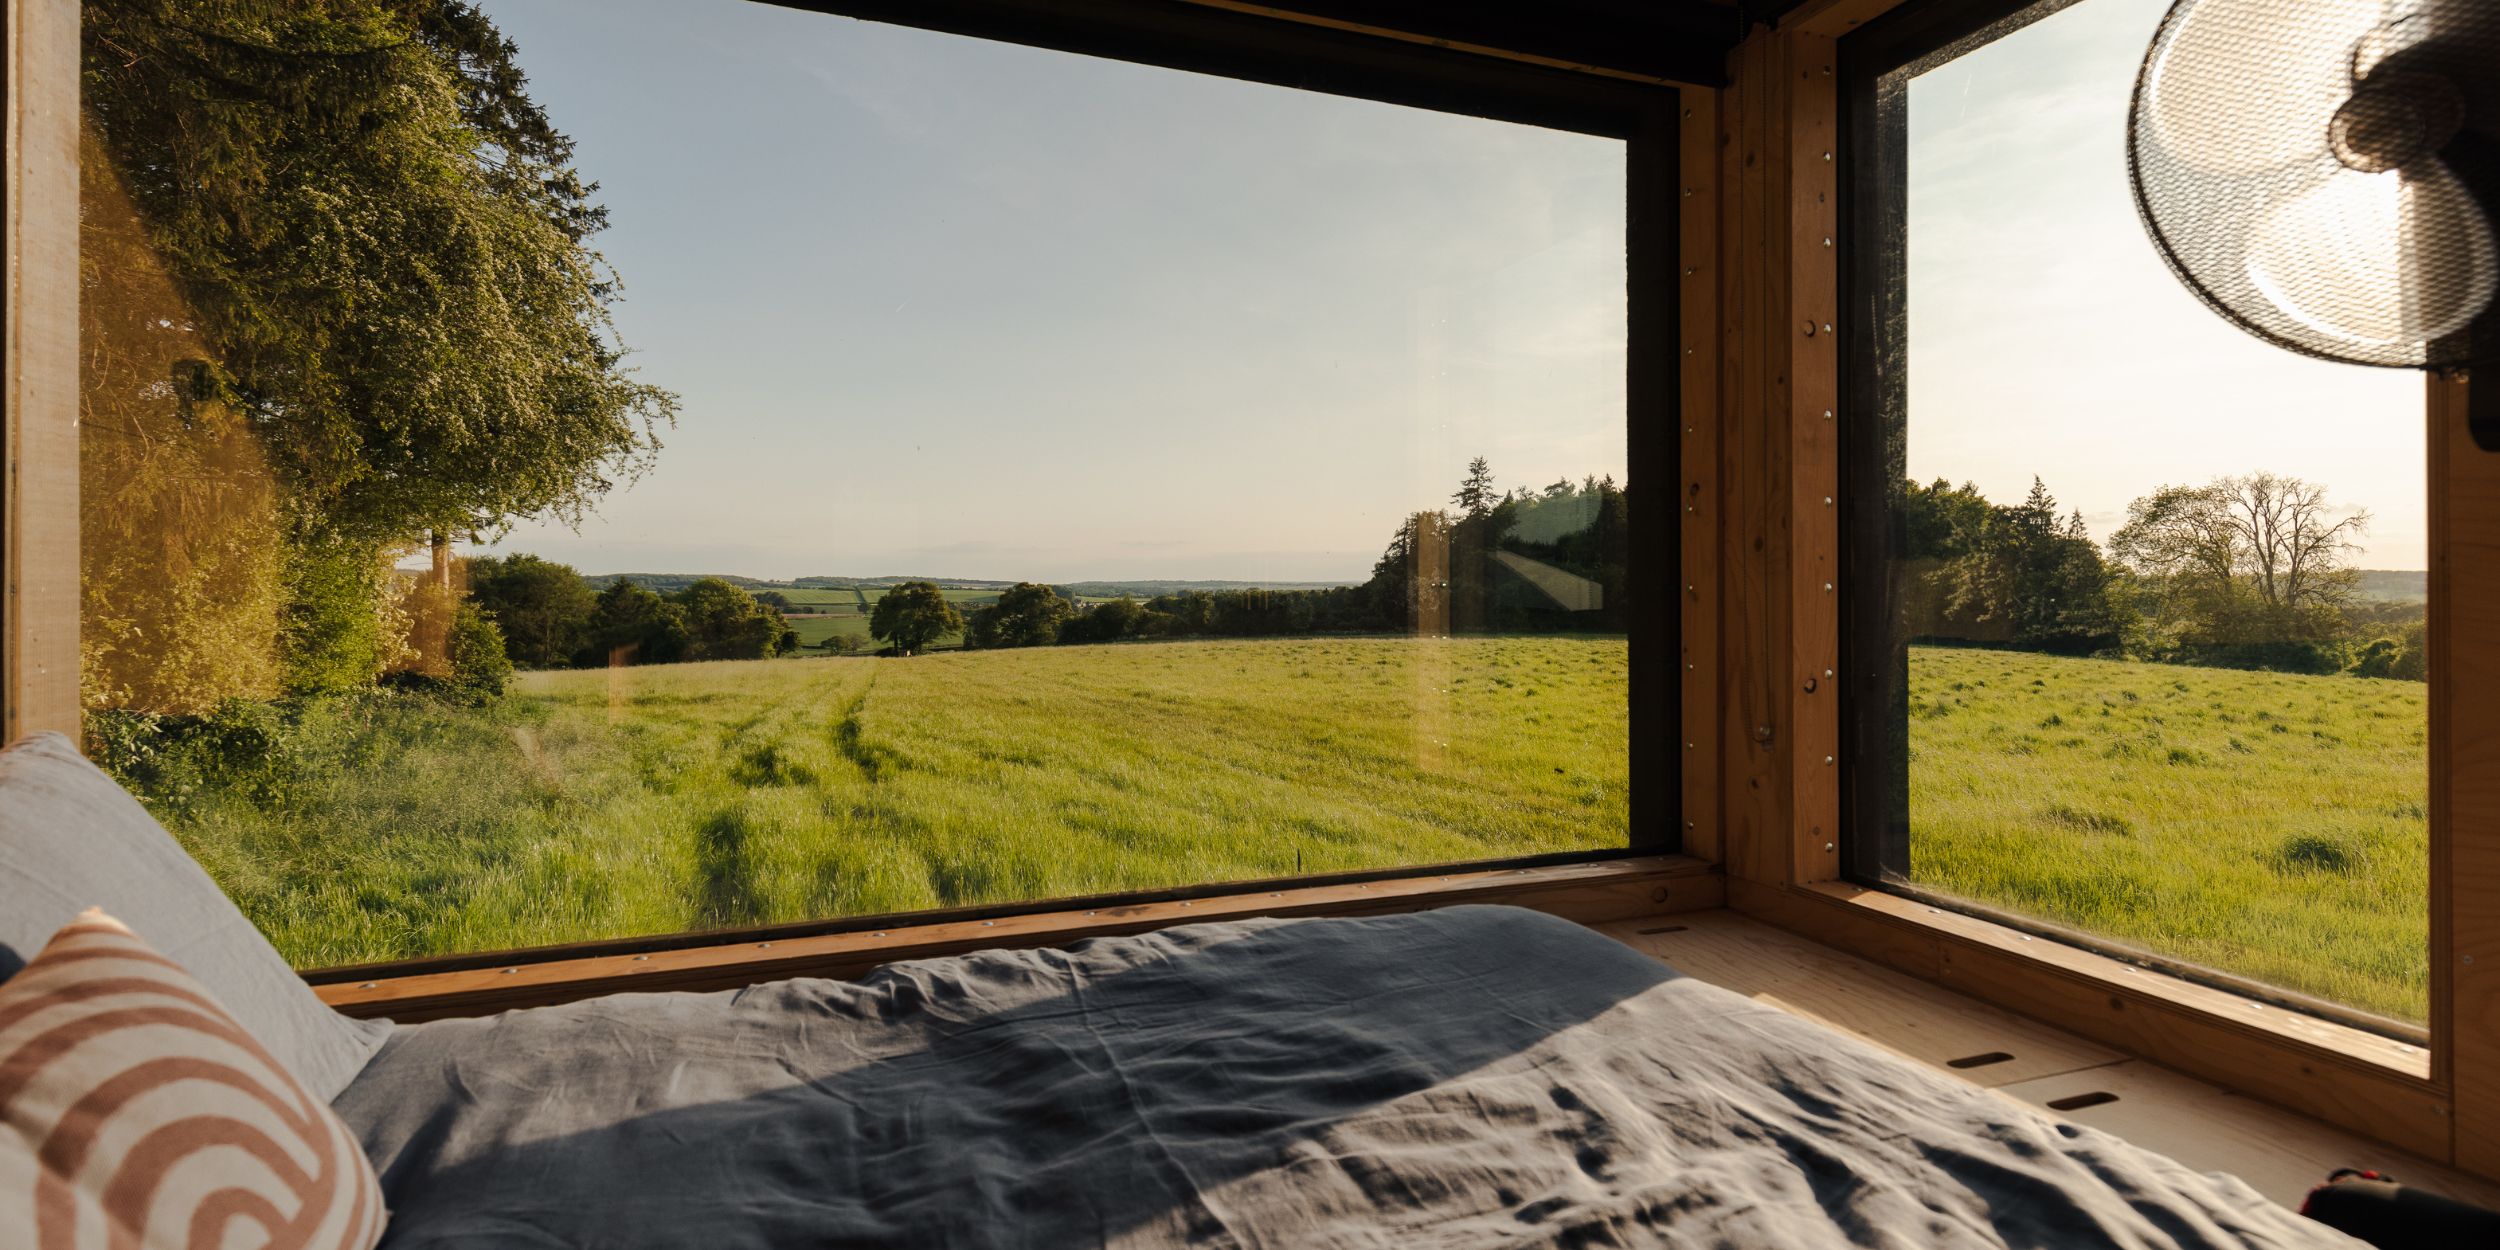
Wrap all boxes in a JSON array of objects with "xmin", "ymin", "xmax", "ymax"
[{"xmin": 337, "ymin": 905, "xmax": 1686, "ymax": 1248}]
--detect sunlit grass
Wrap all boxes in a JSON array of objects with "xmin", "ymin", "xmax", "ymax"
[
  {"xmin": 1907, "ymin": 645, "xmax": 2427, "ymax": 1022},
  {"xmin": 165, "ymin": 636, "xmax": 1628, "ymax": 967}
]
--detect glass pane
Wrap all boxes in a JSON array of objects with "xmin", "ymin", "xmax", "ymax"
[
  {"xmin": 1882, "ymin": 0, "xmax": 2427, "ymax": 1022},
  {"xmin": 78, "ymin": 0, "xmax": 1634, "ymax": 965}
]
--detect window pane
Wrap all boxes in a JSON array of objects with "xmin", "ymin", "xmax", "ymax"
[
  {"xmin": 79, "ymin": 0, "xmax": 1636, "ymax": 965},
  {"xmin": 1876, "ymin": 0, "xmax": 2427, "ymax": 1022}
]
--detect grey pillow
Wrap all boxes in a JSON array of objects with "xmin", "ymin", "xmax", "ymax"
[{"xmin": 0, "ymin": 731, "xmax": 390, "ymax": 1101}]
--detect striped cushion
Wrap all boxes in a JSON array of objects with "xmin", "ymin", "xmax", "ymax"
[{"xmin": 0, "ymin": 910, "xmax": 384, "ymax": 1250}]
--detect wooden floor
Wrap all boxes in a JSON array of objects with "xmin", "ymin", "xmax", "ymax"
[{"xmin": 1595, "ymin": 909, "xmax": 2500, "ymax": 1212}]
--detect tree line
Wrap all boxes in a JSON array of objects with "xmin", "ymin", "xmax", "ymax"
[
  {"xmin": 454, "ymin": 458, "xmax": 1631, "ymax": 669},
  {"xmin": 468, "ymin": 559, "xmax": 800, "ymax": 668},
  {"xmin": 866, "ymin": 458, "xmax": 1629, "ymax": 657},
  {"xmin": 1897, "ymin": 472, "xmax": 2423, "ymax": 679}
]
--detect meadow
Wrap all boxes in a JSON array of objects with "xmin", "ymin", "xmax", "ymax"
[
  {"xmin": 1906, "ymin": 645, "xmax": 2427, "ymax": 1021},
  {"xmin": 166, "ymin": 636, "xmax": 1629, "ymax": 967}
]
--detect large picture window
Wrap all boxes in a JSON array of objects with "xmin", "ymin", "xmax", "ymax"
[
  {"xmin": 77, "ymin": 0, "xmax": 1671, "ymax": 967},
  {"xmin": 1844, "ymin": 0, "xmax": 2430, "ymax": 1029}
]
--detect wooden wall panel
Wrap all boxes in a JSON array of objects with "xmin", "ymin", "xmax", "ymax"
[
  {"xmin": 2440, "ymin": 370, "xmax": 2500, "ymax": 1175},
  {"xmin": 4, "ymin": 0, "xmax": 81, "ymax": 746},
  {"xmin": 1678, "ymin": 83, "xmax": 1723, "ymax": 864}
]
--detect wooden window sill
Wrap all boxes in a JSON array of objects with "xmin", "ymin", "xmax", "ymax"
[
  {"xmin": 315, "ymin": 854, "xmax": 1721, "ymax": 1022},
  {"xmin": 1730, "ymin": 878, "xmax": 2447, "ymax": 1158}
]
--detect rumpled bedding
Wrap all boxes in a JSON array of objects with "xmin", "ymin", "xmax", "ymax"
[{"xmin": 333, "ymin": 904, "xmax": 2362, "ymax": 1248}]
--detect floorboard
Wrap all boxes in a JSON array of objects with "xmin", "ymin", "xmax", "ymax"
[{"xmin": 1594, "ymin": 910, "xmax": 2500, "ymax": 1211}]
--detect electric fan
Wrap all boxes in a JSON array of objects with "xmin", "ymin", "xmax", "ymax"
[{"xmin": 2128, "ymin": 0, "xmax": 2500, "ymax": 440}]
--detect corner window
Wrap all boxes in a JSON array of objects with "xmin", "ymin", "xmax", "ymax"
[
  {"xmin": 78, "ymin": 0, "xmax": 1667, "ymax": 966},
  {"xmin": 1844, "ymin": 0, "xmax": 2429, "ymax": 1028}
]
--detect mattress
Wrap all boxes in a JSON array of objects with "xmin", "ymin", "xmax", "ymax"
[{"xmin": 333, "ymin": 904, "xmax": 2361, "ymax": 1248}]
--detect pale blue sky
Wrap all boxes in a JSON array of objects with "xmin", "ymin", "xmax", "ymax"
[
  {"xmin": 468, "ymin": 0, "xmax": 1627, "ymax": 582},
  {"xmin": 1908, "ymin": 0, "xmax": 2425, "ymax": 567}
]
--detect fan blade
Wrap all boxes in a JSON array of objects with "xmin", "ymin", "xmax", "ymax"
[
  {"xmin": 2146, "ymin": 0, "xmax": 2382, "ymax": 176},
  {"xmin": 2245, "ymin": 160, "xmax": 2499, "ymax": 348}
]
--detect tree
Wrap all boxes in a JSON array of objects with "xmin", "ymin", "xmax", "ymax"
[
  {"xmin": 581, "ymin": 579, "xmax": 688, "ymax": 666},
  {"xmin": 1062, "ymin": 597, "xmax": 1144, "ymax": 645},
  {"xmin": 2111, "ymin": 473, "xmax": 2364, "ymax": 665},
  {"xmin": 870, "ymin": 582, "xmax": 963, "ymax": 655},
  {"xmin": 1452, "ymin": 456, "xmax": 1498, "ymax": 519},
  {"xmin": 967, "ymin": 583, "xmax": 1072, "ymax": 649},
  {"xmin": 81, "ymin": 0, "xmax": 678, "ymax": 551},
  {"xmin": 468, "ymin": 554, "xmax": 595, "ymax": 668},
  {"xmin": 1935, "ymin": 477, "xmax": 2121, "ymax": 654},
  {"xmin": 672, "ymin": 578, "xmax": 790, "ymax": 661},
  {"xmin": 753, "ymin": 590, "xmax": 794, "ymax": 612}
]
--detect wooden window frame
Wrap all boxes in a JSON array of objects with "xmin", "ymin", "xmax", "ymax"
[
  {"xmin": 4, "ymin": 0, "xmax": 1697, "ymax": 989},
  {"xmin": 18, "ymin": 0, "xmax": 2500, "ymax": 1184},
  {"xmin": 1700, "ymin": 0, "xmax": 2499, "ymax": 1175}
]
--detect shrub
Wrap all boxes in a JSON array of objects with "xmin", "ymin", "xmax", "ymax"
[
  {"xmin": 85, "ymin": 700, "xmax": 300, "ymax": 814},
  {"xmin": 281, "ymin": 539, "xmax": 401, "ymax": 696},
  {"xmin": 2274, "ymin": 832, "xmax": 2356, "ymax": 874},
  {"xmin": 2041, "ymin": 803, "xmax": 2131, "ymax": 836},
  {"xmin": 448, "ymin": 603, "xmax": 514, "ymax": 697}
]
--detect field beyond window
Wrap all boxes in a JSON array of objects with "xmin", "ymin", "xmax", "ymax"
[
  {"xmin": 1906, "ymin": 646, "xmax": 2425, "ymax": 1021},
  {"xmin": 118, "ymin": 638, "xmax": 1626, "ymax": 967},
  {"xmin": 74, "ymin": 0, "xmax": 1634, "ymax": 959},
  {"xmin": 1875, "ymin": 0, "xmax": 2429, "ymax": 1026}
]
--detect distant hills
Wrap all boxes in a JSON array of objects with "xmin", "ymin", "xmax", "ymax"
[
  {"xmin": 584, "ymin": 573, "xmax": 1360, "ymax": 598},
  {"xmin": 2353, "ymin": 570, "xmax": 2427, "ymax": 603}
]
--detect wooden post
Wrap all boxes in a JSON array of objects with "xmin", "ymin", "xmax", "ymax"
[
  {"xmin": 4, "ymin": 0, "xmax": 81, "ymax": 746},
  {"xmin": 2438, "ymin": 367, "xmax": 2500, "ymax": 1176},
  {"xmin": 1717, "ymin": 24, "xmax": 1841, "ymax": 887},
  {"xmin": 1678, "ymin": 82, "xmax": 1722, "ymax": 864}
]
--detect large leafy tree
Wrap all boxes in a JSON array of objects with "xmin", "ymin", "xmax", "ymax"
[
  {"xmin": 870, "ymin": 583, "xmax": 964, "ymax": 656},
  {"xmin": 581, "ymin": 579, "xmax": 688, "ymax": 667},
  {"xmin": 674, "ymin": 578, "xmax": 793, "ymax": 661},
  {"xmin": 468, "ymin": 554, "xmax": 595, "ymax": 668},
  {"xmin": 82, "ymin": 0, "xmax": 675, "ymax": 548},
  {"xmin": 2111, "ymin": 472, "xmax": 2364, "ymax": 661},
  {"xmin": 967, "ymin": 583, "xmax": 1071, "ymax": 649}
]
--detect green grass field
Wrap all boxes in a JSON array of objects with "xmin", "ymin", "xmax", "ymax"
[
  {"xmin": 784, "ymin": 614, "xmax": 874, "ymax": 648},
  {"xmin": 169, "ymin": 637, "xmax": 1628, "ymax": 967},
  {"xmin": 767, "ymin": 588, "xmax": 862, "ymax": 609},
  {"xmin": 1907, "ymin": 645, "xmax": 2427, "ymax": 1021}
]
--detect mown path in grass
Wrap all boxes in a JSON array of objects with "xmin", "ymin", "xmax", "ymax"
[
  {"xmin": 1907, "ymin": 645, "xmax": 2427, "ymax": 1022},
  {"xmin": 174, "ymin": 636, "xmax": 1626, "ymax": 967}
]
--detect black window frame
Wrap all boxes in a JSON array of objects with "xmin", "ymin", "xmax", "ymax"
[
  {"xmin": 1835, "ymin": 0, "xmax": 2427, "ymax": 1042},
  {"xmin": 243, "ymin": 0, "xmax": 1689, "ymax": 975}
]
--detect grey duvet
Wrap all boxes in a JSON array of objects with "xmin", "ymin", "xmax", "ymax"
[{"xmin": 334, "ymin": 905, "xmax": 2361, "ymax": 1249}]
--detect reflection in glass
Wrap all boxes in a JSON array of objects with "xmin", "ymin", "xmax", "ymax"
[{"xmin": 76, "ymin": 0, "xmax": 1632, "ymax": 964}]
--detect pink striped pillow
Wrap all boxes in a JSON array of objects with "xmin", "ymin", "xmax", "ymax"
[{"xmin": 0, "ymin": 910, "xmax": 385, "ymax": 1250}]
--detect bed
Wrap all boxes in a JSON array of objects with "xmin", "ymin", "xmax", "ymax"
[
  {"xmin": 0, "ymin": 734, "xmax": 2362, "ymax": 1248},
  {"xmin": 333, "ymin": 905, "xmax": 2353, "ymax": 1248}
]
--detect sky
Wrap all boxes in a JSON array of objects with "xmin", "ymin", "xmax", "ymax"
[
  {"xmin": 465, "ymin": 0, "xmax": 1627, "ymax": 582},
  {"xmin": 1906, "ymin": 0, "xmax": 2426, "ymax": 567}
]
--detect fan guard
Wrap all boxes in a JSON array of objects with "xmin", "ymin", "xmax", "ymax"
[{"xmin": 2128, "ymin": 0, "xmax": 2500, "ymax": 370}]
